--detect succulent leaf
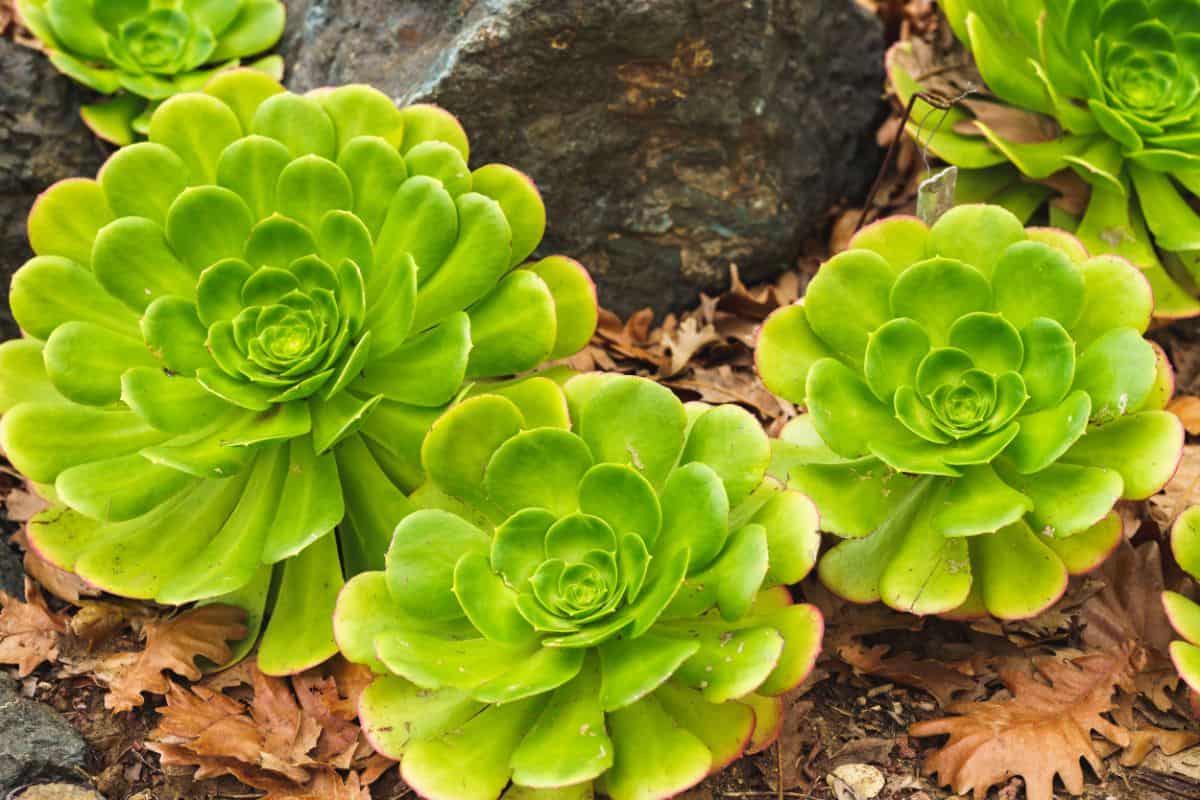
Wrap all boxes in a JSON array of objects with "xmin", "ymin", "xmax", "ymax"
[
  {"xmin": 2, "ymin": 72, "xmax": 596, "ymax": 675},
  {"xmin": 888, "ymin": 0, "xmax": 1200, "ymax": 317},
  {"xmin": 1168, "ymin": 506, "xmax": 1200, "ymax": 693},
  {"xmin": 332, "ymin": 374, "xmax": 823, "ymax": 800},
  {"xmin": 759, "ymin": 207, "xmax": 1183, "ymax": 618}
]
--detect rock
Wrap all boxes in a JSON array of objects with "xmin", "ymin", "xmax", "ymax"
[
  {"xmin": 280, "ymin": 0, "xmax": 883, "ymax": 315},
  {"xmin": 827, "ymin": 763, "xmax": 886, "ymax": 800},
  {"xmin": 0, "ymin": 37, "xmax": 109, "ymax": 339},
  {"xmin": 0, "ymin": 677, "xmax": 88, "ymax": 793},
  {"xmin": 15, "ymin": 785, "xmax": 102, "ymax": 800},
  {"xmin": 0, "ymin": 541, "xmax": 24, "ymax": 600}
]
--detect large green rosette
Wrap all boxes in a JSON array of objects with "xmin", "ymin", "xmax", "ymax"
[
  {"xmin": 333, "ymin": 373, "xmax": 823, "ymax": 800},
  {"xmin": 1166, "ymin": 506, "xmax": 1200, "ymax": 693},
  {"xmin": 890, "ymin": 0, "xmax": 1200, "ymax": 317},
  {"xmin": 2, "ymin": 70, "xmax": 597, "ymax": 675},
  {"xmin": 757, "ymin": 205, "xmax": 1183, "ymax": 619},
  {"xmin": 18, "ymin": 0, "xmax": 287, "ymax": 144}
]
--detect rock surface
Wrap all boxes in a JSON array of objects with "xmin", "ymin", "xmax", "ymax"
[
  {"xmin": 15, "ymin": 784, "xmax": 102, "ymax": 800},
  {"xmin": 0, "ymin": 37, "xmax": 108, "ymax": 339},
  {"xmin": 280, "ymin": 0, "xmax": 884, "ymax": 314},
  {"xmin": 0, "ymin": 677, "xmax": 89, "ymax": 793}
]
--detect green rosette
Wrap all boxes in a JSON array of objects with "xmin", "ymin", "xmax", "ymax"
[
  {"xmin": 757, "ymin": 205, "xmax": 1183, "ymax": 619},
  {"xmin": 890, "ymin": 0, "xmax": 1200, "ymax": 317},
  {"xmin": 332, "ymin": 373, "xmax": 823, "ymax": 800},
  {"xmin": 17, "ymin": 0, "xmax": 287, "ymax": 143},
  {"xmin": 1166, "ymin": 506, "xmax": 1200, "ymax": 693},
  {"xmin": 1, "ymin": 70, "xmax": 598, "ymax": 675}
]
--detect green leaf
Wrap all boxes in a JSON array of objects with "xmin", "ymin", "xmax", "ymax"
[
  {"xmin": 578, "ymin": 375, "xmax": 687, "ymax": 489},
  {"xmin": 261, "ymin": 435, "xmax": 344, "ymax": 562},
  {"xmin": 244, "ymin": 215, "xmax": 317, "ymax": 269},
  {"xmin": 471, "ymin": 164, "xmax": 546, "ymax": 267},
  {"xmin": 1019, "ymin": 318, "xmax": 1076, "ymax": 413},
  {"xmin": 454, "ymin": 552, "xmax": 536, "ymax": 645},
  {"xmin": 166, "ymin": 186, "xmax": 255, "ymax": 273},
  {"xmin": 412, "ymin": 193, "xmax": 513, "ymax": 331},
  {"xmin": 699, "ymin": 522, "xmax": 769, "ymax": 620},
  {"xmin": 149, "ymin": 94, "xmax": 243, "ymax": 185},
  {"xmin": 28, "ymin": 178, "xmax": 114, "ymax": 265},
  {"xmin": 991, "ymin": 241, "xmax": 1085, "ymax": 331},
  {"xmin": 848, "ymin": 215, "xmax": 929, "ymax": 271},
  {"xmin": 355, "ymin": 312, "xmax": 470, "ymax": 406},
  {"xmin": 216, "ymin": 134, "xmax": 292, "ymax": 219},
  {"xmin": 1041, "ymin": 512, "xmax": 1122, "ymax": 575},
  {"xmin": 310, "ymin": 390, "xmax": 381, "ymax": 454},
  {"xmin": 753, "ymin": 598, "xmax": 825, "ymax": 695},
  {"xmin": 1071, "ymin": 328, "xmax": 1157, "ymax": 420},
  {"xmin": 0, "ymin": 340, "xmax": 63, "ymax": 412},
  {"xmin": 314, "ymin": 85, "xmax": 404, "ymax": 151},
  {"xmin": 1005, "ymin": 390, "xmax": 1091, "ymax": 474},
  {"xmin": 252, "ymin": 92, "xmax": 336, "ymax": 159},
  {"xmin": 969, "ymin": 520, "xmax": 1069, "ymax": 619},
  {"xmin": 276, "ymin": 155, "xmax": 354, "ymax": 232},
  {"xmin": 755, "ymin": 304, "xmax": 834, "ymax": 405},
  {"xmin": 806, "ymin": 359, "xmax": 902, "ymax": 459},
  {"xmin": 657, "ymin": 462, "xmax": 729, "ymax": 571},
  {"xmin": 98, "ymin": 142, "xmax": 187, "ymax": 224},
  {"xmin": 510, "ymin": 659, "xmax": 613, "ymax": 788},
  {"xmin": 402, "ymin": 697, "xmax": 547, "ymax": 800},
  {"xmin": 422, "ymin": 394, "xmax": 524, "ymax": 507},
  {"xmin": 994, "ymin": 459, "xmax": 1123, "ymax": 538},
  {"xmin": 0, "ymin": 403, "xmax": 169, "ymax": 483},
  {"xmin": 208, "ymin": 0, "xmax": 286, "ymax": 59},
  {"xmin": 1072, "ymin": 254, "xmax": 1154, "ymax": 348},
  {"xmin": 141, "ymin": 296, "xmax": 213, "ymax": 374},
  {"xmin": 680, "ymin": 405, "xmax": 770, "ymax": 506},
  {"xmin": 889, "ymin": 257, "xmax": 992, "ymax": 344},
  {"xmin": 484, "ymin": 428, "xmax": 593, "ymax": 519},
  {"xmin": 472, "ymin": 646, "xmax": 585, "ymax": 704},
  {"xmin": 1062, "ymin": 410, "xmax": 1183, "ymax": 499},
  {"xmin": 377, "ymin": 628, "xmax": 532, "ymax": 690},
  {"xmin": 803, "ymin": 249, "xmax": 895, "ymax": 362},
  {"xmin": 466, "ymin": 270, "xmax": 557, "ymax": 378},
  {"xmin": 10, "ymin": 256, "xmax": 139, "ymax": 340},
  {"xmin": 358, "ymin": 676, "xmax": 482, "ymax": 760},
  {"xmin": 577, "ymin": 463, "xmax": 661, "ymax": 543},
  {"xmin": 375, "ymin": 175, "xmax": 457, "ymax": 281},
  {"xmin": 490, "ymin": 508, "xmax": 554, "ymax": 587},
  {"xmin": 1166, "ymin": 591, "xmax": 1200, "ymax": 647},
  {"xmin": 749, "ymin": 489, "xmax": 820, "ymax": 586},
  {"xmin": 399, "ymin": 104, "xmax": 471, "ymax": 161},
  {"xmin": 864, "ymin": 317, "xmax": 930, "ymax": 402},
  {"xmin": 926, "ymin": 204, "xmax": 1027, "ymax": 278},
  {"xmin": 44, "ymin": 321, "xmax": 157, "ymax": 405},
  {"xmin": 604, "ymin": 695, "xmax": 711, "ymax": 800},
  {"xmin": 1174, "ymin": 505, "xmax": 1200, "ymax": 579},
  {"xmin": 405, "ymin": 140, "xmax": 472, "ymax": 197},
  {"xmin": 386, "ymin": 509, "xmax": 489, "ymax": 621},
  {"xmin": 878, "ymin": 486, "xmax": 973, "ymax": 614},
  {"xmin": 598, "ymin": 634, "xmax": 700, "ymax": 711},
  {"xmin": 55, "ymin": 454, "xmax": 193, "ymax": 522},
  {"xmin": 258, "ymin": 532, "xmax": 344, "ymax": 675},
  {"xmin": 932, "ymin": 463, "xmax": 1032, "ymax": 537},
  {"xmin": 544, "ymin": 514, "xmax": 617, "ymax": 562},
  {"xmin": 655, "ymin": 681, "xmax": 755, "ymax": 770},
  {"xmin": 673, "ymin": 622, "xmax": 783, "ymax": 703},
  {"xmin": 92, "ymin": 217, "xmax": 196, "ymax": 311},
  {"xmin": 338, "ymin": 136, "xmax": 408, "ymax": 237}
]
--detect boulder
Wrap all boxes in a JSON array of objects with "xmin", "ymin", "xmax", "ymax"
[
  {"xmin": 281, "ymin": 0, "xmax": 884, "ymax": 315},
  {"xmin": 0, "ymin": 677, "xmax": 89, "ymax": 793}
]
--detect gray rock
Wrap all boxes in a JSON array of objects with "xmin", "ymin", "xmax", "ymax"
[
  {"xmin": 0, "ymin": 677, "xmax": 88, "ymax": 793},
  {"xmin": 280, "ymin": 0, "xmax": 884, "ymax": 315},
  {"xmin": 0, "ymin": 37, "xmax": 109, "ymax": 340},
  {"xmin": 0, "ymin": 542, "xmax": 24, "ymax": 601}
]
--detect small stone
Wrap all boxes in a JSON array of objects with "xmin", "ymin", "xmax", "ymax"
[
  {"xmin": 0, "ymin": 677, "xmax": 89, "ymax": 794},
  {"xmin": 827, "ymin": 763, "xmax": 886, "ymax": 800}
]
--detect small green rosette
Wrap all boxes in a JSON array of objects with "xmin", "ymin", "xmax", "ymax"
[
  {"xmin": 18, "ymin": 0, "xmax": 288, "ymax": 143},
  {"xmin": 891, "ymin": 0, "xmax": 1200, "ymax": 317},
  {"xmin": 757, "ymin": 205, "xmax": 1183, "ymax": 619},
  {"xmin": 333, "ymin": 373, "xmax": 823, "ymax": 800},
  {"xmin": 1166, "ymin": 506, "xmax": 1200, "ymax": 693},
  {"xmin": 2, "ymin": 70, "xmax": 597, "ymax": 674}
]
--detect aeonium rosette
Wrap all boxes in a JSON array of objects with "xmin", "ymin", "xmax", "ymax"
[
  {"xmin": 333, "ymin": 374, "xmax": 823, "ymax": 800},
  {"xmin": 1165, "ymin": 506, "xmax": 1200, "ymax": 693},
  {"xmin": 891, "ymin": 0, "xmax": 1200, "ymax": 317},
  {"xmin": 18, "ymin": 0, "xmax": 286, "ymax": 143},
  {"xmin": 757, "ymin": 205, "xmax": 1183, "ymax": 619},
  {"xmin": 1, "ymin": 69, "xmax": 597, "ymax": 674}
]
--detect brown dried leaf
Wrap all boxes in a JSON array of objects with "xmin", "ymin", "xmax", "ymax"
[
  {"xmin": 839, "ymin": 641, "xmax": 983, "ymax": 708},
  {"xmin": 660, "ymin": 316, "xmax": 721, "ymax": 377},
  {"xmin": 1169, "ymin": 395, "xmax": 1200, "ymax": 435},
  {"xmin": 0, "ymin": 578, "xmax": 65, "ymax": 676},
  {"xmin": 956, "ymin": 99, "xmax": 1059, "ymax": 143},
  {"xmin": 96, "ymin": 604, "xmax": 247, "ymax": 711},
  {"xmin": 911, "ymin": 651, "xmax": 1134, "ymax": 800},
  {"xmin": 16, "ymin": 535, "xmax": 99, "ymax": 605},
  {"xmin": 262, "ymin": 768, "xmax": 372, "ymax": 800},
  {"xmin": 1120, "ymin": 726, "xmax": 1200, "ymax": 768},
  {"xmin": 4, "ymin": 485, "xmax": 48, "ymax": 523}
]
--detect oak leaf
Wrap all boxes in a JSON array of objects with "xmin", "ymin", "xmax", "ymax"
[
  {"xmin": 910, "ymin": 651, "xmax": 1133, "ymax": 800},
  {"xmin": 0, "ymin": 578, "xmax": 65, "ymax": 676},
  {"xmin": 839, "ymin": 641, "xmax": 983, "ymax": 707},
  {"xmin": 96, "ymin": 604, "xmax": 247, "ymax": 711}
]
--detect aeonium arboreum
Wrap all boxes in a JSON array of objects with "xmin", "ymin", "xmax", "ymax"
[
  {"xmin": 1, "ymin": 69, "xmax": 597, "ymax": 674},
  {"xmin": 17, "ymin": 0, "xmax": 286, "ymax": 144},
  {"xmin": 890, "ymin": 0, "xmax": 1200, "ymax": 318},
  {"xmin": 333, "ymin": 373, "xmax": 823, "ymax": 800},
  {"xmin": 1165, "ymin": 506, "xmax": 1200, "ymax": 693},
  {"xmin": 756, "ymin": 204, "xmax": 1183, "ymax": 619}
]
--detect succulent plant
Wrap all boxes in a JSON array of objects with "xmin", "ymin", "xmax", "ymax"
[
  {"xmin": 757, "ymin": 205, "xmax": 1183, "ymax": 619},
  {"xmin": 17, "ymin": 0, "xmax": 285, "ymax": 144},
  {"xmin": 333, "ymin": 373, "xmax": 823, "ymax": 800},
  {"xmin": 890, "ymin": 0, "xmax": 1200, "ymax": 317},
  {"xmin": 1166, "ymin": 506, "xmax": 1200, "ymax": 693},
  {"xmin": 1, "ymin": 69, "xmax": 597, "ymax": 674}
]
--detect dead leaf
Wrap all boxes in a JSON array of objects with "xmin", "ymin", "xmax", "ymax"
[
  {"xmin": 839, "ymin": 641, "xmax": 982, "ymax": 708},
  {"xmin": 4, "ymin": 484, "xmax": 48, "ymax": 523},
  {"xmin": 660, "ymin": 316, "xmax": 721, "ymax": 376},
  {"xmin": 92, "ymin": 604, "xmax": 247, "ymax": 712},
  {"xmin": 956, "ymin": 99, "xmax": 1059, "ymax": 143},
  {"xmin": 1169, "ymin": 395, "xmax": 1200, "ymax": 435},
  {"xmin": 12, "ymin": 531, "xmax": 99, "ymax": 606},
  {"xmin": 0, "ymin": 578, "xmax": 65, "ymax": 676},
  {"xmin": 911, "ymin": 651, "xmax": 1134, "ymax": 800},
  {"xmin": 1120, "ymin": 726, "xmax": 1200, "ymax": 768}
]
